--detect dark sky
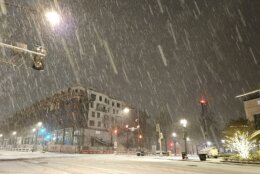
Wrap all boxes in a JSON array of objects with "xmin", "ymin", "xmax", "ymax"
[{"xmin": 0, "ymin": 0, "xmax": 259, "ymax": 131}]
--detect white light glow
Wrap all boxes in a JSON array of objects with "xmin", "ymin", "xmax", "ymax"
[
  {"xmin": 226, "ymin": 131, "xmax": 254, "ymax": 159},
  {"xmin": 172, "ymin": 132, "xmax": 177, "ymax": 137},
  {"xmin": 12, "ymin": 131, "xmax": 17, "ymax": 135},
  {"xmin": 37, "ymin": 122, "xmax": 42, "ymax": 127},
  {"xmin": 123, "ymin": 107, "xmax": 130, "ymax": 114},
  {"xmin": 180, "ymin": 119, "xmax": 187, "ymax": 127},
  {"xmin": 45, "ymin": 11, "xmax": 61, "ymax": 27}
]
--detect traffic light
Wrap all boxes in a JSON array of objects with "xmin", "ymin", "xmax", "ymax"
[
  {"xmin": 113, "ymin": 129, "xmax": 118, "ymax": 135},
  {"xmin": 32, "ymin": 46, "xmax": 46, "ymax": 71},
  {"xmin": 200, "ymin": 98, "xmax": 208, "ymax": 105}
]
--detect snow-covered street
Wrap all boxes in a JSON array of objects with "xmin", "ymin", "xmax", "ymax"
[{"xmin": 0, "ymin": 151, "xmax": 259, "ymax": 174}]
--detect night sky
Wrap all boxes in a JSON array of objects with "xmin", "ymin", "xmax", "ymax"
[{"xmin": 0, "ymin": 0, "xmax": 259, "ymax": 133}]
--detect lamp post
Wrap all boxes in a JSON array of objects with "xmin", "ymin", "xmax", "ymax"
[
  {"xmin": 33, "ymin": 122, "xmax": 42, "ymax": 151},
  {"xmin": 123, "ymin": 107, "xmax": 141, "ymax": 151},
  {"xmin": 221, "ymin": 139, "xmax": 225, "ymax": 153},
  {"xmin": 125, "ymin": 125, "xmax": 129, "ymax": 151},
  {"xmin": 180, "ymin": 119, "xmax": 188, "ymax": 159},
  {"xmin": 0, "ymin": 134, "xmax": 3, "ymax": 146},
  {"xmin": 200, "ymin": 97, "xmax": 209, "ymax": 148},
  {"xmin": 172, "ymin": 132, "xmax": 177, "ymax": 156},
  {"xmin": 12, "ymin": 131, "xmax": 17, "ymax": 148}
]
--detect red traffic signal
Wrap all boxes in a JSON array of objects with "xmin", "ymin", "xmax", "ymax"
[
  {"xmin": 113, "ymin": 129, "xmax": 118, "ymax": 135},
  {"xmin": 199, "ymin": 98, "xmax": 208, "ymax": 105}
]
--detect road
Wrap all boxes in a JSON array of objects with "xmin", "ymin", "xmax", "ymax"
[{"xmin": 0, "ymin": 155, "xmax": 259, "ymax": 174}]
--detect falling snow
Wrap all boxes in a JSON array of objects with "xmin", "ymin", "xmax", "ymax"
[{"xmin": 0, "ymin": 0, "xmax": 258, "ymax": 144}]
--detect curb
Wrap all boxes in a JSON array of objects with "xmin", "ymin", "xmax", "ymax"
[
  {"xmin": 0, "ymin": 157, "xmax": 45, "ymax": 162},
  {"xmin": 220, "ymin": 160, "xmax": 260, "ymax": 166}
]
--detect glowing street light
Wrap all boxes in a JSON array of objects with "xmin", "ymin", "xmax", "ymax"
[
  {"xmin": 187, "ymin": 137, "xmax": 190, "ymax": 141},
  {"xmin": 12, "ymin": 131, "xmax": 17, "ymax": 136},
  {"xmin": 32, "ymin": 128, "xmax": 36, "ymax": 132},
  {"xmin": 221, "ymin": 139, "xmax": 225, "ymax": 144},
  {"xmin": 37, "ymin": 122, "xmax": 42, "ymax": 127},
  {"xmin": 172, "ymin": 132, "xmax": 177, "ymax": 156},
  {"xmin": 0, "ymin": 134, "xmax": 3, "ymax": 137},
  {"xmin": 207, "ymin": 141, "xmax": 212, "ymax": 146},
  {"xmin": 45, "ymin": 11, "xmax": 61, "ymax": 27},
  {"xmin": 180, "ymin": 119, "xmax": 187, "ymax": 127},
  {"xmin": 180, "ymin": 118, "xmax": 188, "ymax": 159},
  {"xmin": 114, "ymin": 129, "xmax": 118, "ymax": 135},
  {"xmin": 123, "ymin": 107, "xmax": 130, "ymax": 114}
]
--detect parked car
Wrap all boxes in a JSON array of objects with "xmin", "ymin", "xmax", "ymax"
[{"xmin": 199, "ymin": 147, "xmax": 218, "ymax": 158}]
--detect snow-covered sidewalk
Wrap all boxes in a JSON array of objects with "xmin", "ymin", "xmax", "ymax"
[
  {"xmin": 0, "ymin": 150, "xmax": 223, "ymax": 164},
  {"xmin": 0, "ymin": 150, "xmax": 82, "ymax": 161}
]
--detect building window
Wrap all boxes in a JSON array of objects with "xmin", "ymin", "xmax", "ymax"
[
  {"xmin": 105, "ymin": 98, "xmax": 107, "ymax": 103},
  {"xmin": 90, "ymin": 102, "xmax": 94, "ymax": 108},
  {"xmin": 98, "ymin": 121, "xmax": 101, "ymax": 127},
  {"xmin": 112, "ymin": 102, "xmax": 115, "ymax": 106},
  {"xmin": 108, "ymin": 100, "xmax": 110, "ymax": 104},
  {"xmin": 90, "ymin": 120, "xmax": 95, "ymax": 126},
  {"xmin": 254, "ymin": 114, "xmax": 260, "ymax": 130},
  {"xmin": 116, "ymin": 110, "xmax": 119, "ymax": 114},
  {"xmin": 92, "ymin": 111, "xmax": 95, "ymax": 117},
  {"xmin": 99, "ymin": 96, "xmax": 102, "ymax": 101},
  {"xmin": 91, "ymin": 94, "xmax": 96, "ymax": 101},
  {"xmin": 113, "ymin": 109, "xmax": 115, "ymax": 114},
  {"xmin": 97, "ymin": 112, "xmax": 100, "ymax": 118},
  {"xmin": 117, "ymin": 103, "xmax": 120, "ymax": 108}
]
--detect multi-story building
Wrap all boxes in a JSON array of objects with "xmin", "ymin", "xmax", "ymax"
[
  {"xmin": 87, "ymin": 88, "xmax": 127, "ymax": 130},
  {"xmin": 236, "ymin": 89, "xmax": 260, "ymax": 130},
  {"xmin": 0, "ymin": 86, "xmax": 134, "ymax": 153}
]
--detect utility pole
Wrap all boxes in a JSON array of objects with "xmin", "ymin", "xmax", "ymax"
[
  {"xmin": 156, "ymin": 124, "xmax": 162, "ymax": 155},
  {"xmin": 200, "ymin": 98, "xmax": 209, "ymax": 148}
]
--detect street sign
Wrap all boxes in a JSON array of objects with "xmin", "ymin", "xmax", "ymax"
[
  {"xmin": 156, "ymin": 124, "xmax": 160, "ymax": 132},
  {"xmin": 114, "ymin": 141, "xmax": 118, "ymax": 149},
  {"xmin": 159, "ymin": 132, "xmax": 163, "ymax": 139},
  {"xmin": 95, "ymin": 131, "xmax": 100, "ymax": 134}
]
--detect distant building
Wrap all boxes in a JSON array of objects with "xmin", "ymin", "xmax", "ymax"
[
  {"xmin": 87, "ymin": 88, "xmax": 127, "ymax": 130},
  {"xmin": 0, "ymin": 86, "xmax": 135, "ymax": 153},
  {"xmin": 236, "ymin": 89, "xmax": 260, "ymax": 130}
]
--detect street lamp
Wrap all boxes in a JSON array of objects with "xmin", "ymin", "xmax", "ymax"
[
  {"xmin": 12, "ymin": 131, "xmax": 17, "ymax": 147},
  {"xmin": 207, "ymin": 141, "xmax": 212, "ymax": 147},
  {"xmin": 123, "ymin": 107, "xmax": 141, "ymax": 151},
  {"xmin": 0, "ymin": 134, "xmax": 3, "ymax": 146},
  {"xmin": 33, "ymin": 122, "xmax": 43, "ymax": 151},
  {"xmin": 37, "ymin": 122, "xmax": 42, "ymax": 127},
  {"xmin": 180, "ymin": 119, "xmax": 188, "ymax": 159},
  {"xmin": 172, "ymin": 132, "xmax": 177, "ymax": 155},
  {"xmin": 45, "ymin": 11, "xmax": 61, "ymax": 27},
  {"xmin": 180, "ymin": 119, "xmax": 187, "ymax": 128},
  {"xmin": 123, "ymin": 107, "xmax": 130, "ymax": 114}
]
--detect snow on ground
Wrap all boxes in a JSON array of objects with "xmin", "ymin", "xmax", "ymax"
[{"xmin": 0, "ymin": 150, "xmax": 221, "ymax": 163}]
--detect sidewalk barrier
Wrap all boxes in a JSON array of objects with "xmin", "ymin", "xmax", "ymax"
[{"xmin": 80, "ymin": 150, "xmax": 114, "ymax": 154}]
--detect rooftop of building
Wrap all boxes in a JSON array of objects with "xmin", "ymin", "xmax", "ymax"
[{"xmin": 236, "ymin": 89, "xmax": 260, "ymax": 101}]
